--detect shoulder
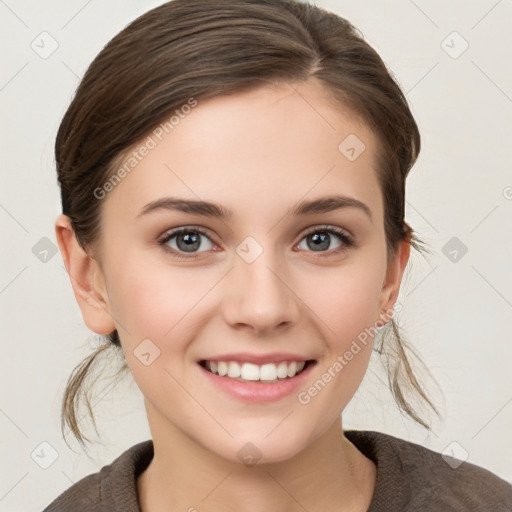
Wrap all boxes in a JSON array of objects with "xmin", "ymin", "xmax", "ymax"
[
  {"xmin": 41, "ymin": 440, "xmax": 153, "ymax": 512},
  {"xmin": 345, "ymin": 429, "xmax": 512, "ymax": 511}
]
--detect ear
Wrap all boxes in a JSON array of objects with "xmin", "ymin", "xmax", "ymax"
[
  {"xmin": 55, "ymin": 214, "xmax": 116, "ymax": 335},
  {"xmin": 376, "ymin": 234, "xmax": 411, "ymax": 326}
]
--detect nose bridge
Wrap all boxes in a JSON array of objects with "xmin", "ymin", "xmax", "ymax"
[{"xmin": 223, "ymin": 236, "xmax": 298, "ymax": 332}]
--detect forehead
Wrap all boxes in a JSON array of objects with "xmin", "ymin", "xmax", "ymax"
[{"xmin": 102, "ymin": 80, "xmax": 382, "ymax": 225}]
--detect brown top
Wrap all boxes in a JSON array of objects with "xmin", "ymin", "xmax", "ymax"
[{"xmin": 42, "ymin": 429, "xmax": 512, "ymax": 511}]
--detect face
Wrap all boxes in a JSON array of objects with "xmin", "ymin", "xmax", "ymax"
[{"xmin": 79, "ymin": 79, "xmax": 407, "ymax": 464}]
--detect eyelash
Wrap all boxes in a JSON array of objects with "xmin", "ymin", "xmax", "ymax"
[{"xmin": 157, "ymin": 224, "xmax": 355, "ymax": 260}]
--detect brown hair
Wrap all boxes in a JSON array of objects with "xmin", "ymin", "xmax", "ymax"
[{"xmin": 56, "ymin": 0, "xmax": 441, "ymax": 449}]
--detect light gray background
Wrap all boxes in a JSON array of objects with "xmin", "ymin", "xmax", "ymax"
[{"xmin": 1, "ymin": 0, "xmax": 511, "ymax": 510}]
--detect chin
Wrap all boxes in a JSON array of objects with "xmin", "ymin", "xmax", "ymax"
[{"xmin": 206, "ymin": 431, "xmax": 309, "ymax": 467}]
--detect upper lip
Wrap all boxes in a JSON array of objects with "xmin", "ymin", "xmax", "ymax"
[{"xmin": 199, "ymin": 352, "xmax": 315, "ymax": 365}]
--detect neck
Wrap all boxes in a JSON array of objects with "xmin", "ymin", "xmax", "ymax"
[{"xmin": 137, "ymin": 410, "xmax": 376, "ymax": 512}]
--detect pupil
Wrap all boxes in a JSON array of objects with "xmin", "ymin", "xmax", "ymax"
[
  {"xmin": 309, "ymin": 232, "xmax": 329, "ymax": 251},
  {"xmin": 178, "ymin": 232, "xmax": 200, "ymax": 252}
]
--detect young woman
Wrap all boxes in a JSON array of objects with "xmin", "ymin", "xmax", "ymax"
[{"xmin": 43, "ymin": 0, "xmax": 512, "ymax": 510}]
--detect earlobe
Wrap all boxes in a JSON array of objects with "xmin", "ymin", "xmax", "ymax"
[{"xmin": 54, "ymin": 214, "xmax": 116, "ymax": 335}]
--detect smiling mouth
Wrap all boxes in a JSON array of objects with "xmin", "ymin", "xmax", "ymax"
[{"xmin": 198, "ymin": 359, "xmax": 315, "ymax": 383}]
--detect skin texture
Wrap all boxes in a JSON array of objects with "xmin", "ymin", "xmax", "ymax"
[{"xmin": 55, "ymin": 78, "xmax": 410, "ymax": 512}]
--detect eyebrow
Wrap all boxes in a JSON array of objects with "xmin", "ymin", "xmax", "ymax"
[{"xmin": 137, "ymin": 194, "xmax": 373, "ymax": 222}]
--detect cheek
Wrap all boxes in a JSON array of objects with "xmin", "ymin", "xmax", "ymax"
[
  {"xmin": 105, "ymin": 260, "xmax": 206, "ymax": 404},
  {"xmin": 290, "ymin": 264, "xmax": 384, "ymax": 432},
  {"xmin": 104, "ymin": 249, "xmax": 210, "ymax": 340},
  {"xmin": 300, "ymin": 258, "xmax": 385, "ymax": 347}
]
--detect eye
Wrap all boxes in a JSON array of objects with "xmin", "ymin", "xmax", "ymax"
[
  {"xmin": 157, "ymin": 224, "xmax": 355, "ymax": 260},
  {"xmin": 158, "ymin": 226, "xmax": 215, "ymax": 259},
  {"xmin": 296, "ymin": 225, "xmax": 355, "ymax": 257}
]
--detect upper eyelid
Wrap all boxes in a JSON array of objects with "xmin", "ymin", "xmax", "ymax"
[
  {"xmin": 302, "ymin": 224, "xmax": 352, "ymax": 237},
  {"xmin": 159, "ymin": 225, "xmax": 214, "ymax": 242}
]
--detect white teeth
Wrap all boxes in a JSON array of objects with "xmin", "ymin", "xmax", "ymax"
[
  {"xmin": 287, "ymin": 361, "xmax": 297, "ymax": 377},
  {"xmin": 217, "ymin": 361, "xmax": 228, "ymax": 376},
  {"xmin": 241, "ymin": 363, "xmax": 260, "ymax": 381},
  {"xmin": 227, "ymin": 361, "xmax": 241, "ymax": 378},
  {"xmin": 277, "ymin": 361, "xmax": 288, "ymax": 378},
  {"xmin": 260, "ymin": 363, "xmax": 277, "ymax": 381},
  {"xmin": 203, "ymin": 360, "xmax": 308, "ymax": 381}
]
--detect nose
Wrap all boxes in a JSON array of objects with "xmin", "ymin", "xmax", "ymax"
[{"xmin": 222, "ymin": 245, "xmax": 300, "ymax": 336}]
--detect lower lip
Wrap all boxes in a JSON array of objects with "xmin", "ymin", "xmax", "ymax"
[{"xmin": 198, "ymin": 361, "xmax": 316, "ymax": 403}]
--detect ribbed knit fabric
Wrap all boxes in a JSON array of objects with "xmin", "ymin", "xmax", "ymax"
[{"xmin": 42, "ymin": 430, "xmax": 512, "ymax": 511}]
